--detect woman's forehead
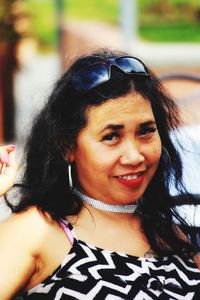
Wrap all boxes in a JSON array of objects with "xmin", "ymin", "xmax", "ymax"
[{"xmin": 84, "ymin": 92, "xmax": 155, "ymax": 130}]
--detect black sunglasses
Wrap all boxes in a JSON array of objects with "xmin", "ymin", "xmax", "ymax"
[{"xmin": 72, "ymin": 56, "xmax": 149, "ymax": 93}]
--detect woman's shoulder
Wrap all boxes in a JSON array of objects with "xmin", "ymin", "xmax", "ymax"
[
  {"xmin": 0, "ymin": 206, "xmax": 59, "ymax": 253},
  {"xmin": 0, "ymin": 206, "xmax": 71, "ymax": 298},
  {"xmin": 0, "ymin": 206, "xmax": 50, "ymax": 298}
]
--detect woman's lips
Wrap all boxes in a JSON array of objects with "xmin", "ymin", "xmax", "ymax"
[{"xmin": 116, "ymin": 173, "xmax": 145, "ymax": 187}]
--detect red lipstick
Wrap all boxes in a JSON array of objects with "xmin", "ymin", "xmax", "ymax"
[{"xmin": 117, "ymin": 173, "xmax": 144, "ymax": 187}]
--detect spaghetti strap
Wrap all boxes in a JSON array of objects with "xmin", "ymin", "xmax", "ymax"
[{"xmin": 59, "ymin": 219, "xmax": 78, "ymax": 245}]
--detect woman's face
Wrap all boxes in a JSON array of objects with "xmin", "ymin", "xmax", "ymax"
[{"xmin": 68, "ymin": 92, "xmax": 162, "ymax": 205}]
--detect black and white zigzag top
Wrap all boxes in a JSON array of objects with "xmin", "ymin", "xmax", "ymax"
[{"xmin": 17, "ymin": 219, "xmax": 200, "ymax": 300}]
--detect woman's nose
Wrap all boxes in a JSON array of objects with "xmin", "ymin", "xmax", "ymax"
[{"xmin": 120, "ymin": 142, "xmax": 145, "ymax": 165}]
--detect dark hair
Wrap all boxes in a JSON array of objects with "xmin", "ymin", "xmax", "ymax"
[{"xmin": 9, "ymin": 48, "xmax": 199, "ymax": 256}]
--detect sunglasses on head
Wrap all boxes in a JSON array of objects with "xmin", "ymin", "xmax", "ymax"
[{"xmin": 71, "ymin": 56, "xmax": 149, "ymax": 93}]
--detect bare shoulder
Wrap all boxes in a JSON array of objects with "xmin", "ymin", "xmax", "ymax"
[
  {"xmin": 0, "ymin": 206, "xmax": 47, "ymax": 298},
  {"xmin": 0, "ymin": 206, "xmax": 57, "ymax": 253},
  {"xmin": 0, "ymin": 206, "xmax": 69, "ymax": 298}
]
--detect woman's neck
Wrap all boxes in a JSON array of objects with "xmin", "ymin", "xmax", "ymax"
[
  {"xmin": 69, "ymin": 202, "xmax": 140, "ymax": 229},
  {"xmin": 72, "ymin": 187, "xmax": 138, "ymax": 214}
]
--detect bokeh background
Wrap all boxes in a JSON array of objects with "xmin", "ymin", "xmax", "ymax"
[
  {"xmin": 1, "ymin": 0, "xmax": 200, "ymax": 144},
  {"xmin": 0, "ymin": 0, "xmax": 200, "ymax": 221}
]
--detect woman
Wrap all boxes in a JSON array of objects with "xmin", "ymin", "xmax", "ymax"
[
  {"xmin": 0, "ymin": 49, "xmax": 200, "ymax": 299},
  {"xmin": 0, "ymin": 144, "xmax": 17, "ymax": 197}
]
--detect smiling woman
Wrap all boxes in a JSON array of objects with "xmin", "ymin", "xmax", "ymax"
[
  {"xmin": 68, "ymin": 93, "xmax": 161, "ymax": 206},
  {"xmin": 1, "ymin": 48, "xmax": 200, "ymax": 299}
]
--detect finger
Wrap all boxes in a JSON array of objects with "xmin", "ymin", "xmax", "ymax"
[
  {"xmin": 3, "ymin": 149, "xmax": 18, "ymax": 178},
  {"xmin": 0, "ymin": 163, "xmax": 6, "ymax": 175},
  {"xmin": 0, "ymin": 145, "xmax": 15, "ymax": 165},
  {"xmin": 0, "ymin": 173, "xmax": 16, "ymax": 196},
  {"xmin": 0, "ymin": 148, "xmax": 9, "ymax": 165},
  {"xmin": 7, "ymin": 149, "xmax": 17, "ymax": 167},
  {"xmin": 0, "ymin": 147, "xmax": 17, "ymax": 178},
  {"xmin": 0, "ymin": 146, "xmax": 17, "ymax": 196},
  {"xmin": 4, "ymin": 145, "xmax": 16, "ymax": 153}
]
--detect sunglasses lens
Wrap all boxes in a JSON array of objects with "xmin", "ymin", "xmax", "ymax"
[
  {"xmin": 73, "ymin": 64, "xmax": 109, "ymax": 92},
  {"xmin": 72, "ymin": 56, "xmax": 149, "ymax": 93},
  {"xmin": 116, "ymin": 57, "xmax": 148, "ymax": 75}
]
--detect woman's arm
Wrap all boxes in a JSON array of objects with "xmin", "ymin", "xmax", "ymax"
[
  {"xmin": 0, "ymin": 205, "xmax": 68, "ymax": 299},
  {"xmin": 0, "ymin": 145, "xmax": 17, "ymax": 197},
  {"xmin": 0, "ymin": 208, "xmax": 43, "ymax": 299}
]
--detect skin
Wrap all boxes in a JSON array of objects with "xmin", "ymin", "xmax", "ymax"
[
  {"xmin": 68, "ymin": 92, "xmax": 162, "ymax": 205},
  {"xmin": 0, "ymin": 145, "xmax": 18, "ymax": 197},
  {"xmin": 67, "ymin": 91, "xmax": 162, "ymax": 253},
  {"xmin": 0, "ymin": 92, "xmax": 162, "ymax": 299}
]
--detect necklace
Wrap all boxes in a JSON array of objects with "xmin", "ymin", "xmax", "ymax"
[{"xmin": 72, "ymin": 187, "xmax": 138, "ymax": 213}]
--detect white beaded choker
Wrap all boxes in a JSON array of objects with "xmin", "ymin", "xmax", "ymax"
[{"xmin": 72, "ymin": 187, "xmax": 138, "ymax": 213}]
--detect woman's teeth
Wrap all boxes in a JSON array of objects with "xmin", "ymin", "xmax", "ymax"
[{"xmin": 118, "ymin": 175, "xmax": 138, "ymax": 180}]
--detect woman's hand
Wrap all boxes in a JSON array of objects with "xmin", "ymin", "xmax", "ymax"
[{"xmin": 0, "ymin": 145, "xmax": 17, "ymax": 197}]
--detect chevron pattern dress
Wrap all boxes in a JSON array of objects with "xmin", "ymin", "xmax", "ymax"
[{"xmin": 16, "ymin": 219, "xmax": 200, "ymax": 300}]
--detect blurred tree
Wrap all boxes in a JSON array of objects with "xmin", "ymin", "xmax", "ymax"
[
  {"xmin": 140, "ymin": 0, "xmax": 200, "ymax": 21},
  {"xmin": 0, "ymin": 0, "xmax": 29, "ymax": 142}
]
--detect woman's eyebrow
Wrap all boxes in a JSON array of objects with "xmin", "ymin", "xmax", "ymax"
[
  {"xmin": 98, "ymin": 121, "xmax": 156, "ymax": 135},
  {"xmin": 140, "ymin": 121, "xmax": 156, "ymax": 127},
  {"xmin": 98, "ymin": 124, "xmax": 124, "ymax": 134}
]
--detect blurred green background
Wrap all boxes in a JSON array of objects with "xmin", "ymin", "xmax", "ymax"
[
  {"xmin": 1, "ymin": 0, "xmax": 200, "ymax": 53},
  {"xmin": 31, "ymin": 0, "xmax": 200, "ymax": 51}
]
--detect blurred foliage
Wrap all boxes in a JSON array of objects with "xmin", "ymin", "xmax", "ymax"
[
  {"xmin": 64, "ymin": 0, "xmax": 118, "ymax": 23},
  {"xmin": 139, "ymin": 0, "xmax": 200, "ymax": 21},
  {"xmin": 138, "ymin": 0, "xmax": 200, "ymax": 42},
  {"xmin": 26, "ymin": 0, "xmax": 118, "ymax": 52},
  {"xmin": 140, "ymin": 22, "xmax": 200, "ymax": 42},
  {"xmin": 27, "ymin": 0, "xmax": 57, "ymax": 52},
  {"xmin": 0, "ymin": 0, "xmax": 29, "ymax": 42},
  {"xmin": 10, "ymin": 0, "xmax": 200, "ymax": 51},
  {"xmin": 0, "ymin": 0, "xmax": 29, "ymax": 142}
]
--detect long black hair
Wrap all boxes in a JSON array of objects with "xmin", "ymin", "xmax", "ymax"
[{"xmin": 8, "ymin": 48, "xmax": 199, "ymax": 257}]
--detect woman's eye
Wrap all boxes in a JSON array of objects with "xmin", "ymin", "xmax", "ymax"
[
  {"xmin": 139, "ymin": 127, "xmax": 157, "ymax": 137},
  {"xmin": 102, "ymin": 132, "xmax": 120, "ymax": 142}
]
